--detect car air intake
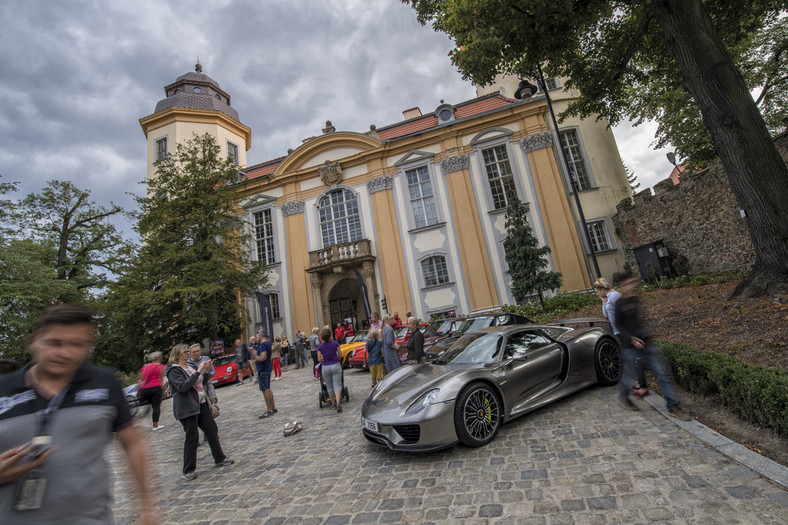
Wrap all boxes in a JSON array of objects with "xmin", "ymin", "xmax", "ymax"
[{"xmin": 393, "ymin": 425, "xmax": 420, "ymax": 443}]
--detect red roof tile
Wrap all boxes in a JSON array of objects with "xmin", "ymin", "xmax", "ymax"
[{"xmin": 245, "ymin": 157, "xmax": 284, "ymax": 180}]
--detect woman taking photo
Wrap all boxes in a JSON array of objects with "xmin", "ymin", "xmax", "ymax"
[
  {"xmin": 138, "ymin": 351, "xmax": 165, "ymax": 430},
  {"xmin": 317, "ymin": 328, "xmax": 343, "ymax": 413},
  {"xmin": 167, "ymin": 344, "xmax": 234, "ymax": 480}
]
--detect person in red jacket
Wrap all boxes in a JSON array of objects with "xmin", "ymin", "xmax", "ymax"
[
  {"xmin": 392, "ymin": 312, "xmax": 403, "ymax": 328},
  {"xmin": 334, "ymin": 323, "xmax": 345, "ymax": 344}
]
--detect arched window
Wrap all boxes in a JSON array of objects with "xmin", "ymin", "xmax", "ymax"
[
  {"xmin": 421, "ymin": 255, "xmax": 450, "ymax": 287},
  {"xmin": 319, "ymin": 189, "xmax": 362, "ymax": 247}
]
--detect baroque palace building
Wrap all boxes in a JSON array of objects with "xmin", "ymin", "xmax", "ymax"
[{"xmin": 140, "ymin": 65, "xmax": 631, "ymax": 339}]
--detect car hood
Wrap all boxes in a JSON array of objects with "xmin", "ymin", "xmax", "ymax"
[{"xmin": 369, "ymin": 363, "xmax": 484, "ymax": 408}]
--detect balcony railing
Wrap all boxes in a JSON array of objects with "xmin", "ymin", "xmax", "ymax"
[{"xmin": 308, "ymin": 239, "xmax": 374, "ymax": 272}]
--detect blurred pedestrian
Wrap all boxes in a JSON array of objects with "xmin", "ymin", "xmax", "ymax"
[
  {"xmin": 138, "ymin": 351, "xmax": 166, "ymax": 430},
  {"xmin": 365, "ymin": 329, "xmax": 384, "ymax": 388},
  {"xmin": 382, "ymin": 316, "xmax": 401, "ymax": 373},
  {"xmin": 317, "ymin": 328, "xmax": 343, "ymax": 412},
  {"xmin": 369, "ymin": 312, "xmax": 382, "ymax": 331},
  {"xmin": 271, "ymin": 337, "xmax": 282, "ymax": 380},
  {"xmin": 0, "ymin": 303, "xmax": 157, "ymax": 524},
  {"xmin": 334, "ymin": 323, "xmax": 345, "ymax": 345},
  {"xmin": 392, "ymin": 312, "xmax": 403, "ymax": 328},
  {"xmin": 594, "ymin": 277, "xmax": 648, "ymax": 397},
  {"xmin": 167, "ymin": 344, "xmax": 234, "ymax": 481},
  {"xmin": 613, "ymin": 271, "xmax": 690, "ymax": 421},
  {"xmin": 406, "ymin": 316, "xmax": 425, "ymax": 364},
  {"xmin": 233, "ymin": 338, "xmax": 252, "ymax": 384}
]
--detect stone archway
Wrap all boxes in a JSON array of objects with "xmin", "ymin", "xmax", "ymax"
[{"xmin": 327, "ymin": 278, "xmax": 362, "ymax": 331}]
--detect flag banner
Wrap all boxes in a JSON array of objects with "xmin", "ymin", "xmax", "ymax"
[
  {"xmin": 256, "ymin": 292, "xmax": 274, "ymax": 340},
  {"xmin": 354, "ymin": 270, "xmax": 372, "ymax": 320}
]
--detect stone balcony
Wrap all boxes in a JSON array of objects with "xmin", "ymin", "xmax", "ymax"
[{"xmin": 307, "ymin": 239, "xmax": 375, "ymax": 274}]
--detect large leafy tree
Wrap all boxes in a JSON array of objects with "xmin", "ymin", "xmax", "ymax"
[
  {"xmin": 0, "ymin": 178, "xmax": 128, "ymax": 361},
  {"xmin": 503, "ymin": 193, "xmax": 562, "ymax": 311},
  {"xmin": 407, "ymin": 0, "xmax": 788, "ymax": 298},
  {"xmin": 108, "ymin": 133, "xmax": 268, "ymax": 358}
]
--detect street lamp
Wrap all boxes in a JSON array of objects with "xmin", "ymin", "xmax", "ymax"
[
  {"xmin": 514, "ymin": 64, "xmax": 601, "ymax": 281},
  {"xmin": 666, "ymin": 151, "xmax": 683, "ymax": 174}
]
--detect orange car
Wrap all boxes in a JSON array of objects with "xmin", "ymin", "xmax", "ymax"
[{"xmin": 339, "ymin": 330, "xmax": 370, "ymax": 368}]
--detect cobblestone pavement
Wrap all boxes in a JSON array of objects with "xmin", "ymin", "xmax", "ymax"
[{"xmin": 107, "ymin": 364, "xmax": 788, "ymax": 524}]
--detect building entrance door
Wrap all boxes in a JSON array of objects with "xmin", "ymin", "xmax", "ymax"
[{"xmin": 328, "ymin": 278, "xmax": 360, "ymax": 332}]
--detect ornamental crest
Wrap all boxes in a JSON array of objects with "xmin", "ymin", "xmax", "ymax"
[
  {"xmin": 367, "ymin": 175, "xmax": 393, "ymax": 194},
  {"xmin": 520, "ymin": 132, "xmax": 553, "ymax": 154},
  {"xmin": 440, "ymin": 154, "xmax": 470, "ymax": 175},
  {"xmin": 281, "ymin": 199, "xmax": 305, "ymax": 216},
  {"xmin": 319, "ymin": 160, "xmax": 343, "ymax": 186}
]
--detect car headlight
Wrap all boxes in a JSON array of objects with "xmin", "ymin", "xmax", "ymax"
[{"xmin": 405, "ymin": 388, "xmax": 440, "ymax": 415}]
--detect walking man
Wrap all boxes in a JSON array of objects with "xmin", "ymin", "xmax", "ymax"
[
  {"xmin": 255, "ymin": 335, "xmax": 277, "ymax": 419},
  {"xmin": 614, "ymin": 272, "xmax": 690, "ymax": 421},
  {"xmin": 0, "ymin": 303, "xmax": 157, "ymax": 524}
]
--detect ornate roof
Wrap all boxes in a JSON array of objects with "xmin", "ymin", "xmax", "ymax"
[{"xmin": 152, "ymin": 63, "xmax": 240, "ymax": 122}]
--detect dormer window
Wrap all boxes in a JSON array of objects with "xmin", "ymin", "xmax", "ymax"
[
  {"xmin": 436, "ymin": 103, "xmax": 455, "ymax": 124},
  {"xmin": 193, "ymin": 87, "xmax": 201, "ymax": 93}
]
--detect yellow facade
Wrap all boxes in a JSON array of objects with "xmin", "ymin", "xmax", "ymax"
[{"xmin": 143, "ymin": 68, "xmax": 631, "ymax": 338}]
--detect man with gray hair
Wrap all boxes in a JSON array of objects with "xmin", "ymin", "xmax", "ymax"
[{"xmin": 406, "ymin": 316, "xmax": 425, "ymax": 364}]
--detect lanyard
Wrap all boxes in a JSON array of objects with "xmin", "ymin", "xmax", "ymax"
[{"xmin": 34, "ymin": 385, "xmax": 70, "ymax": 439}]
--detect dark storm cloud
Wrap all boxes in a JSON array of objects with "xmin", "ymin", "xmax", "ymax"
[{"xmin": 0, "ymin": 0, "xmax": 664, "ymax": 237}]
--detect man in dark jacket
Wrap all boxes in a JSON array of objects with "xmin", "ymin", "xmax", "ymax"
[
  {"xmin": 406, "ymin": 316, "xmax": 425, "ymax": 364},
  {"xmin": 614, "ymin": 272, "xmax": 690, "ymax": 421}
]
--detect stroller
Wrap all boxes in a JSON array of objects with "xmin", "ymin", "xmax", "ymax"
[{"xmin": 317, "ymin": 363, "xmax": 349, "ymax": 408}]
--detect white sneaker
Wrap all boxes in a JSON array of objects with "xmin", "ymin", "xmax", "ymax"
[{"xmin": 152, "ymin": 425, "xmax": 164, "ymax": 431}]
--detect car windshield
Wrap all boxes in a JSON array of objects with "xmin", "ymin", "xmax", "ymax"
[
  {"xmin": 351, "ymin": 332, "xmax": 369, "ymax": 343},
  {"xmin": 394, "ymin": 326, "xmax": 409, "ymax": 338},
  {"xmin": 425, "ymin": 319, "xmax": 453, "ymax": 337},
  {"xmin": 455, "ymin": 316, "xmax": 494, "ymax": 335},
  {"xmin": 435, "ymin": 333, "xmax": 503, "ymax": 365},
  {"xmin": 214, "ymin": 355, "xmax": 234, "ymax": 365}
]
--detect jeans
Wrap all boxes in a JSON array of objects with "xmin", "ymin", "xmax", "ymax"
[
  {"xmin": 179, "ymin": 402, "xmax": 226, "ymax": 474},
  {"xmin": 618, "ymin": 341, "xmax": 679, "ymax": 409}
]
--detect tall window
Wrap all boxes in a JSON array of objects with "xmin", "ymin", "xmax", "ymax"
[
  {"xmin": 421, "ymin": 256, "xmax": 450, "ymax": 287},
  {"xmin": 155, "ymin": 137, "xmax": 167, "ymax": 162},
  {"xmin": 406, "ymin": 166, "xmax": 438, "ymax": 228},
  {"xmin": 268, "ymin": 293, "xmax": 281, "ymax": 319},
  {"xmin": 560, "ymin": 130, "xmax": 592, "ymax": 191},
  {"xmin": 254, "ymin": 209, "xmax": 275, "ymax": 264},
  {"xmin": 482, "ymin": 145, "xmax": 516, "ymax": 210},
  {"xmin": 319, "ymin": 189, "xmax": 362, "ymax": 247},
  {"xmin": 227, "ymin": 141, "xmax": 239, "ymax": 165},
  {"xmin": 586, "ymin": 220, "xmax": 612, "ymax": 252}
]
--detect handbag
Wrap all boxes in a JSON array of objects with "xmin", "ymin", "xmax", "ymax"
[{"xmin": 208, "ymin": 395, "xmax": 220, "ymax": 418}]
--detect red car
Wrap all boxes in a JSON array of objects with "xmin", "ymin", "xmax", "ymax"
[
  {"xmin": 210, "ymin": 354, "xmax": 252, "ymax": 386},
  {"xmin": 348, "ymin": 325, "xmax": 418, "ymax": 368}
]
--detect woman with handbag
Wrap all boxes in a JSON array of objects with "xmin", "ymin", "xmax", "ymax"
[{"xmin": 167, "ymin": 344, "xmax": 234, "ymax": 481}]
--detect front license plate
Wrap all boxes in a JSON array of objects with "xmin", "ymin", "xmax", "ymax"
[
  {"xmin": 362, "ymin": 417, "xmax": 379, "ymax": 433},
  {"xmin": 211, "ymin": 380, "xmax": 218, "ymax": 384}
]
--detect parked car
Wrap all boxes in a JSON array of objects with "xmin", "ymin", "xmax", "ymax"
[
  {"xmin": 123, "ymin": 378, "xmax": 171, "ymax": 417},
  {"xmin": 424, "ymin": 312, "xmax": 531, "ymax": 360},
  {"xmin": 422, "ymin": 317, "xmax": 466, "ymax": 348},
  {"xmin": 348, "ymin": 325, "xmax": 411, "ymax": 369},
  {"xmin": 361, "ymin": 320, "xmax": 620, "ymax": 452},
  {"xmin": 211, "ymin": 354, "xmax": 252, "ymax": 386},
  {"xmin": 339, "ymin": 330, "xmax": 370, "ymax": 368}
]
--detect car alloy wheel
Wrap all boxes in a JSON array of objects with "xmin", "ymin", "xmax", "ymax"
[
  {"xmin": 594, "ymin": 337, "xmax": 621, "ymax": 386},
  {"xmin": 454, "ymin": 383, "xmax": 501, "ymax": 447}
]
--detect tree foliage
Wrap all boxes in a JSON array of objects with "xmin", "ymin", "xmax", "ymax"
[
  {"xmin": 407, "ymin": 0, "xmax": 788, "ymax": 297},
  {"xmin": 503, "ymin": 192, "xmax": 562, "ymax": 311},
  {"xmin": 105, "ymin": 133, "xmax": 268, "ymax": 359},
  {"xmin": 0, "ymin": 178, "xmax": 128, "ymax": 361}
]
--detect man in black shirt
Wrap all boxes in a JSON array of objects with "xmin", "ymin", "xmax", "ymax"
[{"xmin": 614, "ymin": 272, "xmax": 691, "ymax": 421}]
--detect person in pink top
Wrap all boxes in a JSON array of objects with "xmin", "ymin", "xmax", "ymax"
[{"xmin": 138, "ymin": 351, "xmax": 166, "ymax": 430}]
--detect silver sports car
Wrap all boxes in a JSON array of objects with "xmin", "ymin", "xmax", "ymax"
[{"xmin": 361, "ymin": 321, "xmax": 620, "ymax": 452}]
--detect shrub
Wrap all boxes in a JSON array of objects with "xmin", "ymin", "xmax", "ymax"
[
  {"xmin": 660, "ymin": 341, "xmax": 788, "ymax": 437},
  {"xmin": 502, "ymin": 290, "xmax": 599, "ymax": 323}
]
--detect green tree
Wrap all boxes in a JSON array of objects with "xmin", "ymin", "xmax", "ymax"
[
  {"xmin": 407, "ymin": 0, "xmax": 788, "ymax": 298},
  {"xmin": 108, "ymin": 133, "xmax": 268, "ymax": 357},
  {"xmin": 16, "ymin": 180, "xmax": 129, "ymax": 293},
  {"xmin": 624, "ymin": 164, "xmax": 640, "ymax": 194},
  {"xmin": 503, "ymin": 193, "xmax": 562, "ymax": 311}
]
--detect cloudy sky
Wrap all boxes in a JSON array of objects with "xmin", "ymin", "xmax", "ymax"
[{"xmin": 0, "ymin": 0, "xmax": 673, "ymax": 236}]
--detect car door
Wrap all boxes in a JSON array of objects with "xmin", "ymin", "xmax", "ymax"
[{"xmin": 503, "ymin": 330, "xmax": 566, "ymax": 416}]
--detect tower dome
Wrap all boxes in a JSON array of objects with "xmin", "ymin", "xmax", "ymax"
[{"xmin": 152, "ymin": 63, "xmax": 240, "ymax": 121}]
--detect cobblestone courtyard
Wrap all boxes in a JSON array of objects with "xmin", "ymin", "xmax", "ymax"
[{"xmin": 107, "ymin": 365, "xmax": 788, "ymax": 524}]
